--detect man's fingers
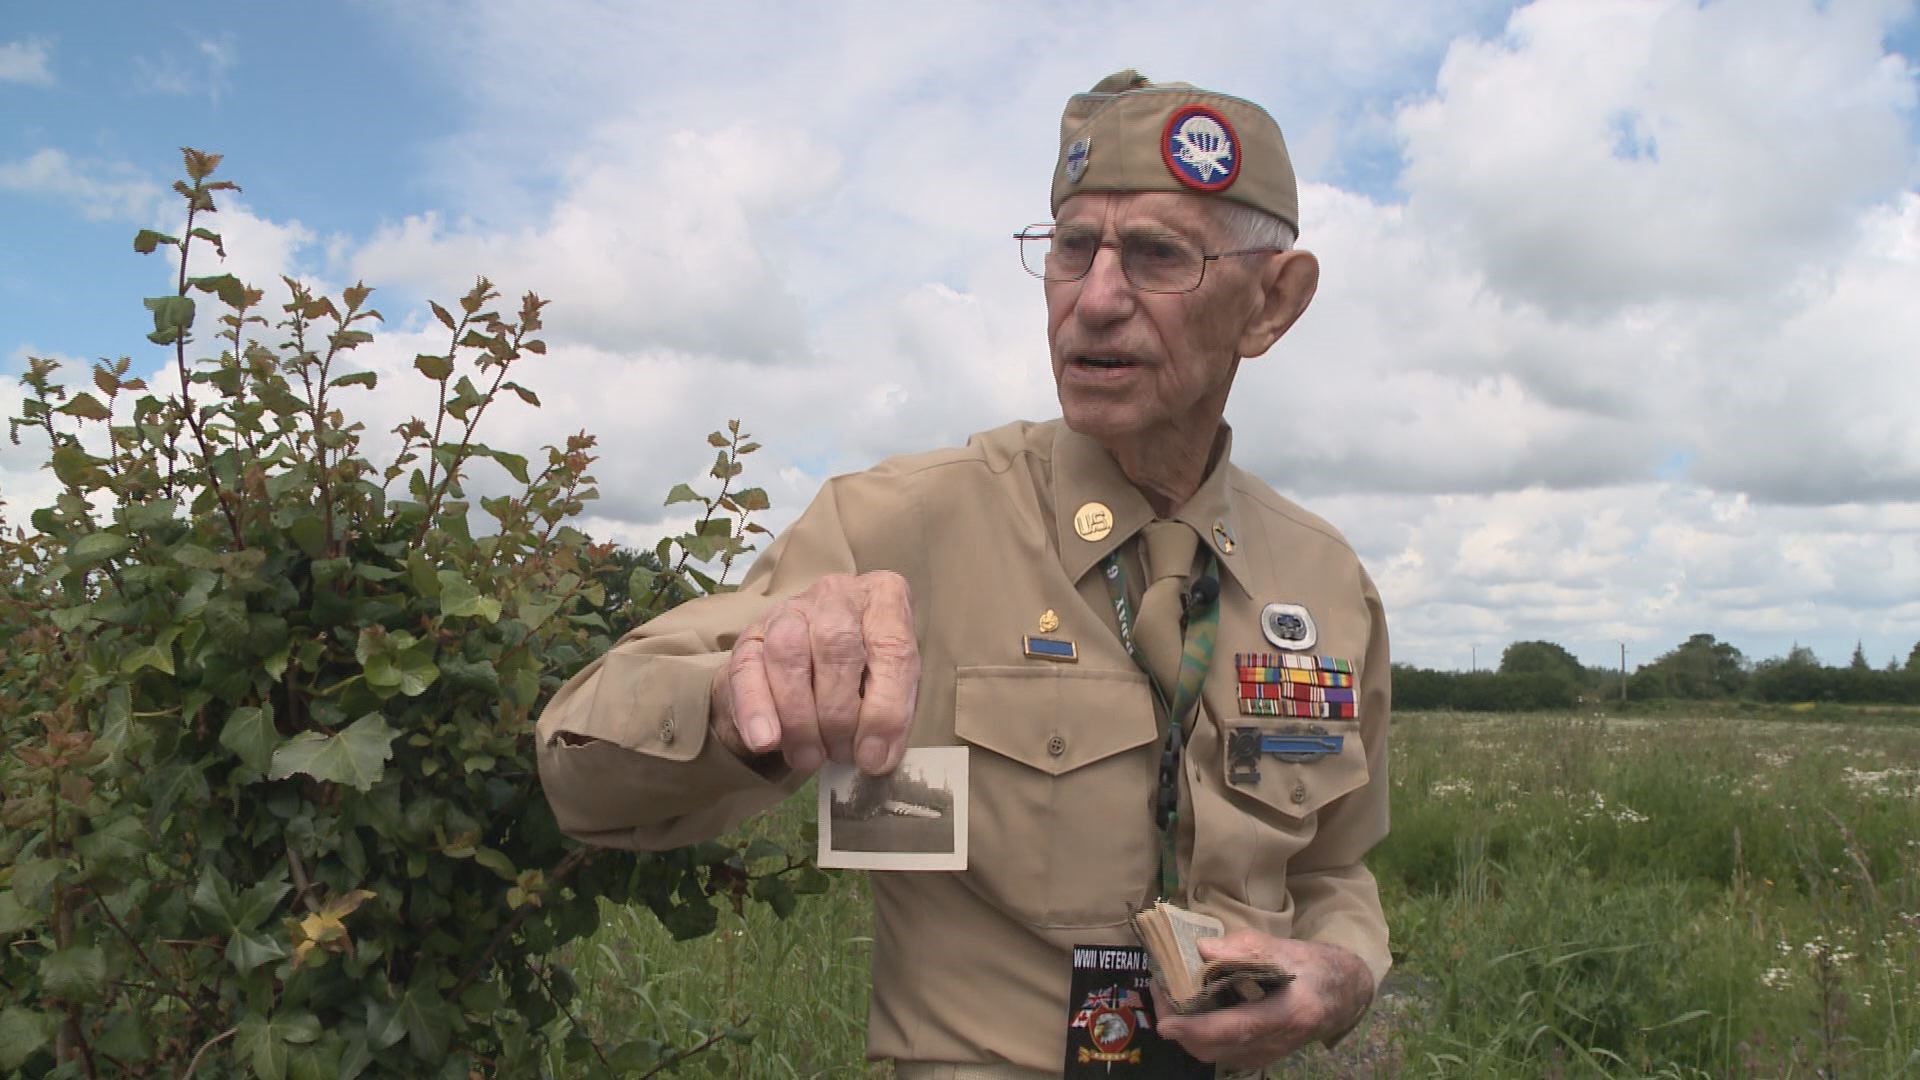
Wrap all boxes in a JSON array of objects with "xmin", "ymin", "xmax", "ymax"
[
  {"xmin": 808, "ymin": 592, "xmax": 869, "ymax": 764},
  {"xmin": 720, "ymin": 639, "xmax": 774, "ymax": 754},
  {"xmin": 761, "ymin": 609, "xmax": 826, "ymax": 771},
  {"xmin": 853, "ymin": 573, "xmax": 919, "ymax": 774}
]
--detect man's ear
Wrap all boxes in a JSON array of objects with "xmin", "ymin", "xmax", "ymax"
[{"xmin": 1237, "ymin": 249, "xmax": 1319, "ymax": 359}]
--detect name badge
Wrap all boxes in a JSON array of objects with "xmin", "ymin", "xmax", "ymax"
[{"xmin": 1064, "ymin": 944, "xmax": 1212, "ymax": 1078}]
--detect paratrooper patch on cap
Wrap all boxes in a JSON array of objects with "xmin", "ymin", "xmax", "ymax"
[
  {"xmin": 1065, "ymin": 137, "xmax": 1092, "ymax": 184},
  {"xmin": 1162, "ymin": 105, "xmax": 1239, "ymax": 193},
  {"xmin": 1259, "ymin": 603, "xmax": 1316, "ymax": 651}
]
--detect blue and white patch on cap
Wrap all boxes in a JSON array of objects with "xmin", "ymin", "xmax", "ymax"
[
  {"xmin": 1161, "ymin": 105, "xmax": 1239, "ymax": 193},
  {"xmin": 1064, "ymin": 137, "xmax": 1092, "ymax": 184}
]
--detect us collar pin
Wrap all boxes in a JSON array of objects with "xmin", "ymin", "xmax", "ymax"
[{"xmin": 1073, "ymin": 501, "xmax": 1113, "ymax": 542}]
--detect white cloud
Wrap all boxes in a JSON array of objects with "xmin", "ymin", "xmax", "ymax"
[
  {"xmin": 134, "ymin": 33, "xmax": 237, "ymax": 99},
  {"xmin": 0, "ymin": 149, "xmax": 158, "ymax": 222},
  {"xmin": 0, "ymin": 38, "xmax": 53, "ymax": 85}
]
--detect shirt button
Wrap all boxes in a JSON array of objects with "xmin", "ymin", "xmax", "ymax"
[
  {"xmin": 1291, "ymin": 781, "xmax": 1308, "ymax": 804},
  {"xmin": 1047, "ymin": 733, "xmax": 1067, "ymax": 757},
  {"xmin": 659, "ymin": 715, "xmax": 677, "ymax": 746}
]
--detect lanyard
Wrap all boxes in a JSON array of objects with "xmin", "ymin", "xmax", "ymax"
[{"xmin": 1100, "ymin": 545, "xmax": 1220, "ymax": 899}]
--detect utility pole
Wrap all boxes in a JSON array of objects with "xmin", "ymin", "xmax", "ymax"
[
  {"xmin": 1620, "ymin": 642, "xmax": 1628, "ymax": 702},
  {"xmin": 1471, "ymin": 644, "xmax": 1478, "ymax": 673}
]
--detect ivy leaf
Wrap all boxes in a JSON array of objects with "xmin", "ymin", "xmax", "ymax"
[
  {"xmin": 73, "ymin": 815, "xmax": 147, "ymax": 865},
  {"xmin": 269, "ymin": 714, "xmax": 398, "ymax": 792},
  {"xmin": 237, "ymin": 1012, "xmax": 320, "ymax": 1080},
  {"xmin": 0, "ymin": 1007, "xmax": 54, "ymax": 1070},
  {"xmin": 67, "ymin": 530, "xmax": 132, "ymax": 569},
  {"xmin": 226, "ymin": 929, "xmax": 287, "ymax": 973},
  {"xmin": 0, "ymin": 891, "xmax": 38, "ymax": 936},
  {"xmin": 398, "ymin": 983, "xmax": 453, "ymax": 1060},
  {"xmin": 220, "ymin": 706, "xmax": 278, "ymax": 773}
]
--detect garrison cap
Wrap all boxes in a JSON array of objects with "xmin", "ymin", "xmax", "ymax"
[{"xmin": 1051, "ymin": 69, "xmax": 1300, "ymax": 238}]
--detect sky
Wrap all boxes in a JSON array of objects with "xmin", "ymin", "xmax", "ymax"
[{"xmin": 3, "ymin": 0, "xmax": 1919, "ymax": 674}]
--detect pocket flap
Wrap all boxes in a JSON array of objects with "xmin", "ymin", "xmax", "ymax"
[
  {"xmin": 955, "ymin": 665, "xmax": 1157, "ymax": 776},
  {"xmin": 1220, "ymin": 719, "xmax": 1369, "ymax": 818}
]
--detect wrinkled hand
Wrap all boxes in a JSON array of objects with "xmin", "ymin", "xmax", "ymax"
[
  {"xmin": 710, "ymin": 571, "xmax": 920, "ymax": 776},
  {"xmin": 1153, "ymin": 932, "xmax": 1374, "ymax": 1070}
]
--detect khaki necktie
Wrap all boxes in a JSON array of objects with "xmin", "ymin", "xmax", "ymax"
[{"xmin": 1132, "ymin": 519, "xmax": 1200, "ymax": 703}]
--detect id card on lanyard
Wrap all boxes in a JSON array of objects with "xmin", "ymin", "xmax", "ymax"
[{"xmin": 1063, "ymin": 944, "xmax": 1213, "ymax": 1078}]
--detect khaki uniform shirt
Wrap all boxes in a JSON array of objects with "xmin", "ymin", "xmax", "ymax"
[{"xmin": 537, "ymin": 419, "xmax": 1392, "ymax": 1072}]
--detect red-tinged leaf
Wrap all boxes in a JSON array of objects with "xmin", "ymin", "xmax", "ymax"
[
  {"xmin": 737, "ymin": 441, "xmax": 761, "ymax": 454},
  {"xmin": 181, "ymin": 148, "xmax": 222, "ymax": 180},
  {"xmin": 343, "ymin": 282, "xmax": 373, "ymax": 312},
  {"xmin": 458, "ymin": 330, "xmax": 492, "ymax": 351},
  {"xmin": 707, "ymin": 432, "xmax": 729, "ymax": 448},
  {"xmin": 92, "ymin": 368, "xmax": 117, "ymax": 396},
  {"xmin": 734, "ymin": 487, "xmax": 770, "ymax": 512},
  {"xmin": 503, "ymin": 381, "xmax": 540, "ymax": 406},
  {"xmin": 522, "ymin": 338, "xmax": 547, "ymax": 355},
  {"xmin": 189, "ymin": 274, "xmax": 249, "ymax": 309},
  {"xmin": 429, "ymin": 301, "xmax": 457, "ymax": 331}
]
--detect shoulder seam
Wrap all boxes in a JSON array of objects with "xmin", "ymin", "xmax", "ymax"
[{"xmin": 1231, "ymin": 475, "xmax": 1355, "ymax": 554}]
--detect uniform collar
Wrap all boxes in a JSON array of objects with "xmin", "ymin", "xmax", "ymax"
[{"xmin": 1051, "ymin": 421, "xmax": 1253, "ymax": 599}]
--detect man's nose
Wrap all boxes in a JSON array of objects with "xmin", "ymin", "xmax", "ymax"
[{"xmin": 1073, "ymin": 244, "xmax": 1138, "ymax": 324}]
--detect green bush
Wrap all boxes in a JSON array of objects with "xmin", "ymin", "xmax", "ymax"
[{"xmin": 0, "ymin": 149, "xmax": 816, "ymax": 1078}]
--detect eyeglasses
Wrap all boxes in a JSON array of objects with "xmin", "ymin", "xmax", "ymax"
[{"xmin": 1014, "ymin": 224, "xmax": 1284, "ymax": 294}]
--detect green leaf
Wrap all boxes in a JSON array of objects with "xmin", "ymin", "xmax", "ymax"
[
  {"xmin": 330, "ymin": 370, "xmax": 378, "ymax": 390},
  {"xmin": 40, "ymin": 945, "xmax": 108, "ymax": 998},
  {"xmin": 55, "ymin": 391, "xmax": 112, "ymax": 421},
  {"xmin": 287, "ymin": 514, "xmax": 328, "ymax": 559},
  {"xmin": 472, "ymin": 847, "xmax": 516, "ymax": 881},
  {"xmin": 751, "ymin": 875, "xmax": 798, "ymax": 919},
  {"xmin": 67, "ymin": 530, "xmax": 133, "ymax": 569},
  {"xmin": 269, "ymin": 714, "xmax": 399, "ymax": 792},
  {"xmin": 227, "ymin": 928, "xmax": 288, "ymax": 973},
  {"xmin": 220, "ymin": 705, "xmax": 278, "ymax": 773},
  {"xmin": 143, "ymin": 294, "xmax": 196, "ymax": 344},
  {"xmin": 238, "ymin": 1013, "xmax": 319, "ymax": 1080},
  {"xmin": 664, "ymin": 483, "xmax": 703, "ymax": 506},
  {"xmin": 413, "ymin": 353, "xmax": 453, "ymax": 381},
  {"xmin": 429, "ymin": 300, "xmax": 457, "ymax": 331},
  {"xmin": 437, "ymin": 570, "xmax": 502, "ymax": 623},
  {"xmin": 734, "ymin": 486, "xmax": 771, "ymax": 512},
  {"xmin": 491, "ymin": 449, "xmax": 529, "ymax": 483},
  {"xmin": 0, "ymin": 1007, "xmax": 54, "ymax": 1070},
  {"xmin": 189, "ymin": 273, "xmax": 249, "ymax": 309},
  {"xmin": 132, "ymin": 229, "xmax": 178, "ymax": 254},
  {"xmin": 73, "ymin": 815, "xmax": 147, "ymax": 865},
  {"xmin": 0, "ymin": 891, "xmax": 38, "ymax": 936},
  {"xmin": 708, "ymin": 431, "xmax": 730, "ymax": 447},
  {"xmin": 366, "ymin": 998, "xmax": 408, "ymax": 1050},
  {"xmin": 398, "ymin": 983, "xmax": 453, "ymax": 1061}
]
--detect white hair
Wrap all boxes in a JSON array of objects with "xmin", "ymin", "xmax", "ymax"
[{"xmin": 1210, "ymin": 200, "xmax": 1297, "ymax": 251}]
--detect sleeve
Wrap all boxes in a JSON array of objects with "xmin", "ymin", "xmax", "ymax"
[
  {"xmin": 1283, "ymin": 564, "xmax": 1393, "ymax": 990},
  {"xmin": 534, "ymin": 477, "xmax": 867, "ymax": 851}
]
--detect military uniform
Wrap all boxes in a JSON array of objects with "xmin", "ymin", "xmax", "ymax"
[{"xmin": 537, "ymin": 419, "xmax": 1391, "ymax": 1073}]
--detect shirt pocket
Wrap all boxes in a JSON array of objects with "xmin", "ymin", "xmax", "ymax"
[
  {"xmin": 1206, "ymin": 717, "xmax": 1370, "ymax": 912},
  {"xmin": 954, "ymin": 665, "xmax": 1158, "ymax": 929}
]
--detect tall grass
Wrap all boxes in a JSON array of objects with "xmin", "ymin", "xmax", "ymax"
[{"xmin": 564, "ymin": 710, "xmax": 1920, "ymax": 1077}]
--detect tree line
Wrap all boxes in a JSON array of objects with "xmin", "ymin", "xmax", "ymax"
[{"xmin": 1394, "ymin": 635, "xmax": 1920, "ymax": 711}]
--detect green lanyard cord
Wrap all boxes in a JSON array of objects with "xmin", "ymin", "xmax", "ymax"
[{"xmin": 1100, "ymin": 546, "xmax": 1221, "ymax": 899}]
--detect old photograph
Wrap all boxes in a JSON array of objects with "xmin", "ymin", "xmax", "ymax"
[{"xmin": 817, "ymin": 746, "xmax": 968, "ymax": 871}]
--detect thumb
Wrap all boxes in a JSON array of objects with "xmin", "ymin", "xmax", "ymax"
[{"xmin": 1195, "ymin": 930, "xmax": 1262, "ymax": 964}]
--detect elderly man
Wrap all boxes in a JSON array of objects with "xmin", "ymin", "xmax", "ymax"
[{"xmin": 537, "ymin": 70, "xmax": 1391, "ymax": 1077}]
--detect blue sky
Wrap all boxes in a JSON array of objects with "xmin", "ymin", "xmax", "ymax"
[{"xmin": 5, "ymin": 1, "xmax": 1920, "ymax": 672}]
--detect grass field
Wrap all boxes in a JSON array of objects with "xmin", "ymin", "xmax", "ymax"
[{"xmin": 558, "ymin": 709, "xmax": 1920, "ymax": 1077}]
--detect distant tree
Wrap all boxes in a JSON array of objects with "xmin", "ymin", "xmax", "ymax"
[
  {"xmin": 1850, "ymin": 640, "xmax": 1871, "ymax": 671},
  {"xmin": 1630, "ymin": 633, "xmax": 1749, "ymax": 700},
  {"xmin": 1908, "ymin": 640, "xmax": 1920, "ymax": 671},
  {"xmin": 1500, "ymin": 640, "xmax": 1585, "ymax": 683}
]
